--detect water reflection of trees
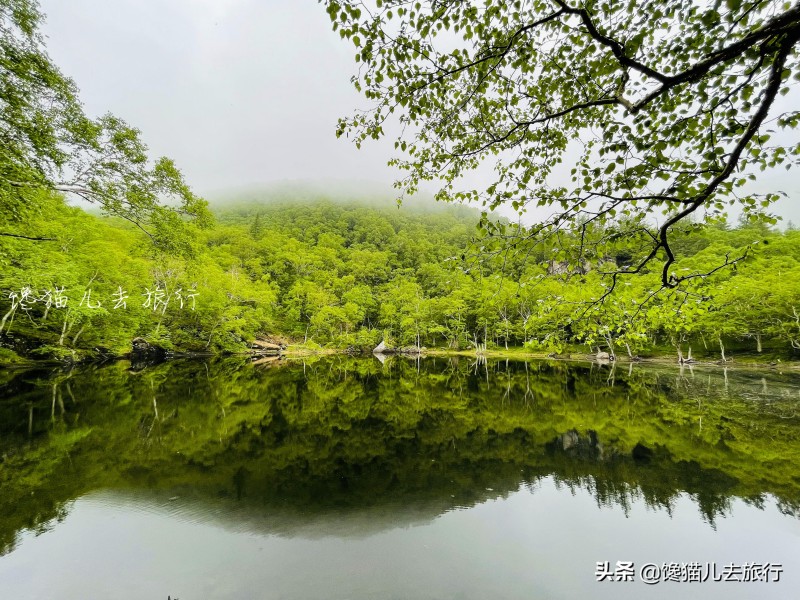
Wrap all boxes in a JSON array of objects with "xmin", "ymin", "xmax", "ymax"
[{"xmin": 1, "ymin": 356, "xmax": 799, "ymax": 555}]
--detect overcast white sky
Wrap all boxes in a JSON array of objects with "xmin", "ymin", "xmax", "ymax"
[
  {"xmin": 39, "ymin": 0, "xmax": 405, "ymax": 197},
  {"xmin": 39, "ymin": 0, "xmax": 799, "ymax": 224}
]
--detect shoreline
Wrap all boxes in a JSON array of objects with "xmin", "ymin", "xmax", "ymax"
[{"xmin": 2, "ymin": 344, "xmax": 798, "ymax": 372}]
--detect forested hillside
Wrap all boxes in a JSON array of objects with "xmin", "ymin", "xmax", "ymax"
[{"xmin": 1, "ymin": 190, "xmax": 799, "ymax": 362}]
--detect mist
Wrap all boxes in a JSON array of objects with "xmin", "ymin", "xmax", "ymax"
[{"xmin": 39, "ymin": 0, "xmax": 799, "ymax": 227}]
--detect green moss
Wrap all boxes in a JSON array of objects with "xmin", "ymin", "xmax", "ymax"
[{"xmin": 0, "ymin": 347, "xmax": 27, "ymax": 366}]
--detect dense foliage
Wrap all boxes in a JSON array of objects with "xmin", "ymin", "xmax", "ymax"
[
  {"xmin": 323, "ymin": 0, "xmax": 800, "ymax": 289},
  {"xmin": 0, "ymin": 0, "xmax": 211, "ymax": 251},
  {"xmin": 1, "ymin": 191, "xmax": 799, "ymax": 361},
  {"xmin": 2, "ymin": 0, "xmax": 798, "ymax": 362}
]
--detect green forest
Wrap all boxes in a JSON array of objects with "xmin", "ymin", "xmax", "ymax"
[
  {"xmin": 2, "ymin": 0, "xmax": 800, "ymax": 367},
  {"xmin": 2, "ymin": 3, "xmax": 800, "ymax": 595},
  {"xmin": 1, "ymin": 189, "xmax": 799, "ymax": 364}
]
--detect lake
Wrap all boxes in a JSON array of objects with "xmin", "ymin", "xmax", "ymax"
[{"xmin": 1, "ymin": 356, "xmax": 798, "ymax": 599}]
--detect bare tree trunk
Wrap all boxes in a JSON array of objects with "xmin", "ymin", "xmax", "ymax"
[
  {"xmin": 58, "ymin": 314, "xmax": 69, "ymax": 346},
  {"xmin": 603, "ymin": 333, "xmax": 616, "ymax": 360},
  {"xmin": 66, "ymin": 383, "xmax": 77, "ymax": 405},
  {"xmin": 72, "ymin": 324, "xmax": 86, "ymax": 346},
  {"xmin": 607, "ymin": 362, "xmax": 616, "ymax": 386},
  {"xmin": 719, "ymin": 336, "xmax": 727, "ymax": 362},
  {"xmin": 203, "ymin": 318, "xmax": 223, "ymax": 349},
  {"xmin": 756, "ymin": 333, "xmax": 762, "ymax": 353},
  {"xmin": 0, "ymin": 306, "xmax": 17, "ymax": 335}
]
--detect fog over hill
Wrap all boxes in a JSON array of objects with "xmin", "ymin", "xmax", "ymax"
[{"xmin": 206, "ymin": 180, "xmax": 485, "ymax": 219}]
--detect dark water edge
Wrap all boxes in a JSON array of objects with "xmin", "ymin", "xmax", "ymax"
[
  {"xmin": 1, "ymin": 356, "xmax": 799, "ymax": 599},
  {"xmin": 2, "ymin": 340, "xmax": 798, "ymax": 372}
]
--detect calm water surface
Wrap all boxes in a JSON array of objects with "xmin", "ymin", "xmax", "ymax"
[{"xmin": 0, "ymin": 356, "xmax": 799, "ymax": 599}]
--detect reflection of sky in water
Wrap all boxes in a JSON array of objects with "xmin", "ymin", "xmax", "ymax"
[
  {"xmin": 2, "ymin": 357, "xmax": 800, "ymax": 599},
  {"xmin": 1, "ymin": 477, "xmax": 798, "ymax": 600}
]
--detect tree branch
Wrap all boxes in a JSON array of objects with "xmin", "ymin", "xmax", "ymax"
[
  {"xmin": 657, "ymin": 28, "xmax": 797, "ymax": 287},
  {"xmin": 0, "ymin": 232, "xmax": 56, "ymax": 241}
]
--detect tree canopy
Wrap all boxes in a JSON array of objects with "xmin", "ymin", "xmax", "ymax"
[
  {"xmin": 323, "ymin": 0, "xmax": 800, "ymax": 292},
  {"xmin": 2, "ymin": 192, "xmax": 800, "ymax": 361},
  {"xmin": 0, "ymin": 0, "xmax": 211, "ymax": 250}
]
